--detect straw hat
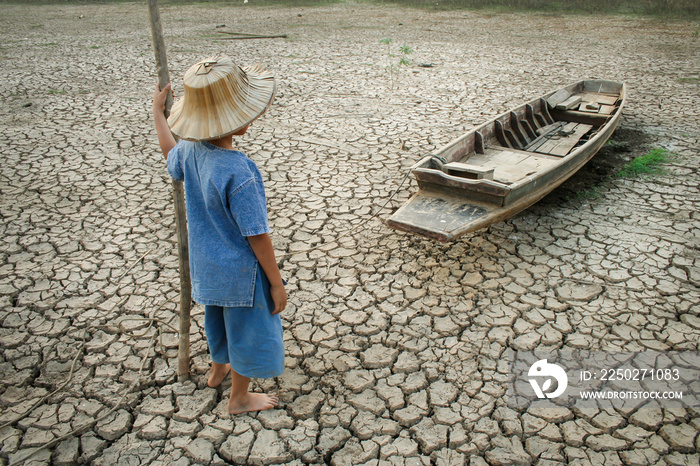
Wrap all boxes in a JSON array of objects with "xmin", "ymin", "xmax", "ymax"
[{"xmin": 168, "ymin": 55, "xmax": 276, "ymax": 141}]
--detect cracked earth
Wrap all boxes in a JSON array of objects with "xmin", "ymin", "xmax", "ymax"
[{"xmin": 0, "ymin": 2, "xmax": 699, "ymax": 465}]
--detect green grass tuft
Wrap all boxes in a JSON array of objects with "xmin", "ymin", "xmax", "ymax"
[
  {"xmin": 615, "ymin": 148, "xmax": 670, "ymax": 178},
  {"xmin": 575, "ymin": 186, "xmax": 602, "ymax": 201}
]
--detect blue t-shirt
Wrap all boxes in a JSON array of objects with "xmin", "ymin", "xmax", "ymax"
[{"xmin": 167, "ymin": 140, "xmax": 270, "ymax": 307}]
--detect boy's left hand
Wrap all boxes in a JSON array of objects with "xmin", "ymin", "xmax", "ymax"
[{"xmin": 270, "ymin": 284, "xmax": 287, "ymax": 315}]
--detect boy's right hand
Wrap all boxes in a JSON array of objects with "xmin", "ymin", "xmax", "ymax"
[
  {"xmin": 152, "ymin": 82, "xmax": 177, "ymax": 158},
  {"xmin": 270, "ymin": 284, "xmax": 287, "ymax": 315},
  {"xmin": 153, "ymin": 82, "xmax": 172, "ymax": 114}
]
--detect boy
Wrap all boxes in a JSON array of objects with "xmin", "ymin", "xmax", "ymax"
[{"xmin": 152, "ymin": 55, "xmax": 286, "ymax": 414}]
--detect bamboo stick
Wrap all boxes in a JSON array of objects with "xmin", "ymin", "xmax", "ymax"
[
  {"xmin": 216, "ymin": 30, "xmax": 281, "ymax": 37},
  {"xmin": 147, "ymin": 0, "xmax": 192, "ymax": 382},
  {"xmin": 215, "ymin": 31, "xmax": 288, "ymax": 40},
  {"xmin": 216, "ymin": 35, "xmax": 288, "ymax": 40}
]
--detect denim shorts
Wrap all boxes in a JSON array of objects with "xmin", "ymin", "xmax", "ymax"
[{"xmin": 204, "ymin": 265, "xmax": 284, "ymax": 379}]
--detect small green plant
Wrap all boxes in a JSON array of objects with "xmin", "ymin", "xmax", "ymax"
[
  {"xmin": 380, "ymin": 38, "xmax": 413, "ymax": 90},
  {"xmin": 615, "ymin": 148, "xmax": 670, "ymax": 178},
  {"xmin": 569, "ymin": 147, "xmax": 672, "ymax": 203},
  {"xmin": 575, "ymin": 186, "xmax": 602, "ymax": 201}
]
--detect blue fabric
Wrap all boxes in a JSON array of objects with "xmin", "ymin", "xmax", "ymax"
[
  {"xmin": 167, "ymin": 140, "xmax": 270, "ymax": 307},
  {"xmin": 204, "ymin": 265, "xmax": 285, "ymax": 379}
]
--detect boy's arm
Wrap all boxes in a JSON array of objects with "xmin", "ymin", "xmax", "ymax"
[
  {"xmin": 247, "ymin": 233, "xmax": 287, "ymax": 315},
  {"xmin": 153, "ymin": 83, "xmax": 177, "ymax": 159}
]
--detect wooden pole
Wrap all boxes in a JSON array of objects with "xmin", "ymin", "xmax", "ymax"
[{"xmin": 147, "ymin": 0, "xmax": 192, "ymax": 381}]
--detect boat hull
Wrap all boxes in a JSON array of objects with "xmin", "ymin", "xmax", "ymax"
[{"xmin": 387, "ymin": 79, "xmax": 626, "ymax": 241}]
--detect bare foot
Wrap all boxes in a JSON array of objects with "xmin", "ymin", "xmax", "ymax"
[
  {"xmin": 208, "ymin": 363, "xmax": 230, "ymax": 388},
  {"xmin": 228, "ymin": 392, "xmax": 279, "ymax": 415}
]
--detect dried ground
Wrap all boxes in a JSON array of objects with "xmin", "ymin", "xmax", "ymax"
[{"xmin": 0, "ymin": 1, "xmax": 699, "ymax": 465}]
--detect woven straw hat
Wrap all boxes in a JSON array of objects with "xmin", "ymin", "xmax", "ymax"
[{"xmin": 168, "ymin": 55, "xmax": 276, "ymax": 141}]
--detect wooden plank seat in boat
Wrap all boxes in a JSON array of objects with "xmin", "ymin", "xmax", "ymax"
[
  {"xmin": 462, "ymin": 147, "xmax": 560, "ymax": 185},
  {"xmin": 551, "ymin": 109, "xmax": 611, "ymax": 125},
  {"xmin": 555, "ymin": 95, "xmax": 582, "ymax": 110},
  {"xmin": 548, "ymin": 90, "xmax": 619, "ymax": 124},
  {"xmin": 495, "ymin": 108, "xmax": 594, "ymax": 158},
  {"xmin": 495, "ymin": 104, "xmax": 556, "ymax": 151},
  {"xmin": 548, "ymin": 90, "xmax": 618, "ymax": 113},
  {"xmin": 527, "ymin": 122, "xmax": 593, "ymax": 156},
  {"xmin": 443, "ymin": 162, "xmax": 495, "ymax": 180}
]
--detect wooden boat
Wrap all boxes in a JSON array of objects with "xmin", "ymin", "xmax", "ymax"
[{"xmin": 387, "ymin": 79, "xmax": 626, "ymax": 241}]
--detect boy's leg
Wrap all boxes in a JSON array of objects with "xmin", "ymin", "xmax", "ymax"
[
  {"xmin": 221, "ymin": 266, "xmax": 283, "ymax": 414},
  {"xmin": 204, "ymin": 305, "xmax": 231, "ymax": 387},
  {"xmin": 228, "ymin": 369, "xmax": 278, "ymax": 415},
  {"xmin": 209, "ymin": 362, "xmax": 230, "ymax": 388}
]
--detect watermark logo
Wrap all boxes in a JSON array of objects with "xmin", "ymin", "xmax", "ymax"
[
  {"xmin": 528, "ymin": 359, "xmax": 568, "ymax": 399},
  {"xmin": 507, "ymin": 351, "xmax": 699, "ymax": 409}
]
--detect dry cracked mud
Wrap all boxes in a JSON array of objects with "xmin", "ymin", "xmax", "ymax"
[{"xmin": 0, "ymin": 2, "xmax": 699, "ymax": 465}]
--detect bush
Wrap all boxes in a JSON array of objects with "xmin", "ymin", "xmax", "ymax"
[{"xmin": 375, "ymin": 0, "xmax": 700, "ymax": 18}]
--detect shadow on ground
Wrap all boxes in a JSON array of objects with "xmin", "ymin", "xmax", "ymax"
[{"xmin": 539, "ymin": 128, "xmax": 655, "ymax": 206}]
